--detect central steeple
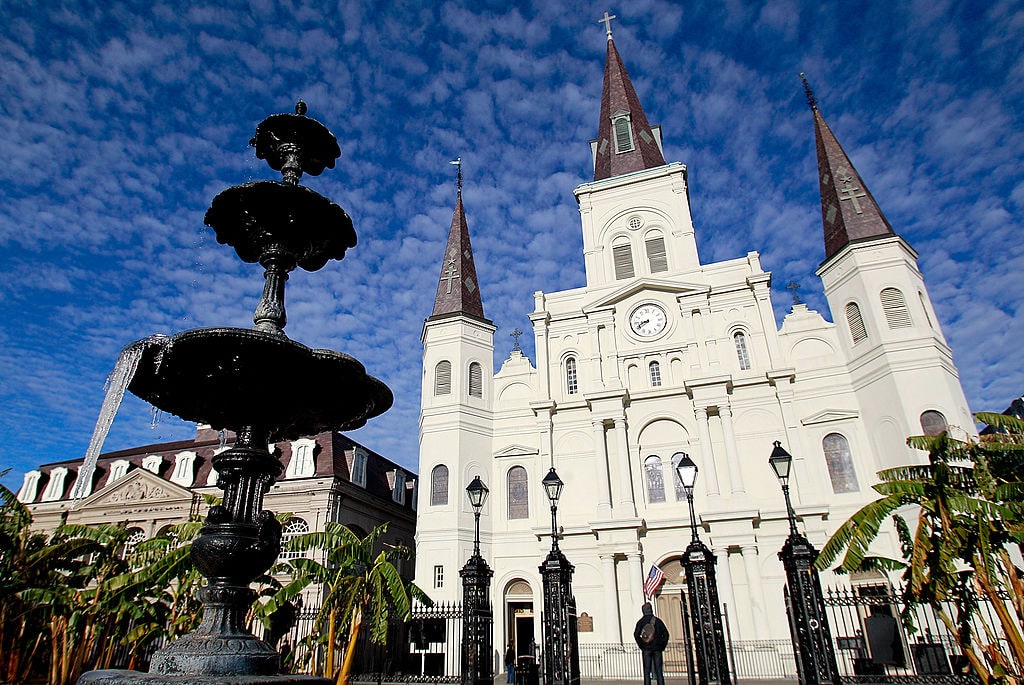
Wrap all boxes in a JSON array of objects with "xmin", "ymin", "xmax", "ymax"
[{"xmin": 592, "ymin": 18, "xmax": 666, "ymax": 181}]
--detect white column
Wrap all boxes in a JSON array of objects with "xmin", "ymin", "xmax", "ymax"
[
  {"xmin": 605, "ymin": 318, "xmax": 621, "ymax": 387},
  {"xmin": 740, "ymin": 545, "xmax": 769, "ymax": 637},
  {"xmin": 613, "ymin": 418, "xmax": 636, "ymax": 514},
  {"xmin": 712, "ymin": 545, "xmax": 740, "ymax": 639},
  {"xmin": 627, "ymin": 551, "xmax": 644, "ymax": 613},
  {"xmin": 592, "ymin": 420, "xmax": 612, "ymax": 517},
  {"xmin": 600, "ymin": 554, "xmax": 622, "ymax": 642},
  {"xmin": 694, "ymin": 407, "xmax": 721, "ymax": 496},
  {"xmin": 588, "ymin": 321, "xmax": 605, "ymax": 389},
  {"xmin": 719, "ymin": 406, "xmax": 745, "ymax": 495}
]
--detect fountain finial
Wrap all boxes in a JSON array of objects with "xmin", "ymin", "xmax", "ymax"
[{"xmin": 295, "ymin": 100, "xmax": 307, "ymax": 116}]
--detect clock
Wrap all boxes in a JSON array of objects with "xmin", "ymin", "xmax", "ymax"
[{"xmin": 629, "ymin": 303, "xmax": 667, "ymax": 337}]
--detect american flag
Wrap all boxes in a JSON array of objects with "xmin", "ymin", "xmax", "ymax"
[{"xmin": 643, "ymin": 565, "xmax": 666, "ymax": 598}]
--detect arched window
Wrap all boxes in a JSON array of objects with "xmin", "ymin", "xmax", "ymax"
[
  {"xmin": 880, "ymin": 287, "xmax": 912, "ymax": 329},
  {"xmin": 434, "ymin": 360, "xmax": 452, "ymax": 396},
  {"xmin": 846, "ymin": 302, "xmax": 868, "ymax": 343},
  {"xmin": 612, "ymin": 113, "xmax": 634, "ymax": 153},
  {"xmin": 645, "ymin": 232, "xmax": 668, "ymax": 273},
  {"xmin": 122, "ymin": 528, "xmax": 147, "ymax": 560},
  {"xmin": 279, "ymin": 517, "xmax": 310, "ymax": 560},
  {"xmin": 734, "ymin": 332, "xmax": 751, "ymax": 370},
  {"xmin": 430, "ymin": 465, "xmax": 449, "ymax": 506},
  {"xmin": 822, "ymin": 433, "xmax": 860, "ymax": 494},
  {"xmin": 565, "ymin": 357, "xmax": 579, "ymax": 395},
  {"xmin": 644, "ymin": 455, "xmax": 666, "ymax": 503},
  {"xmin": 351, "ymin": 449, "xmax": 367, "ymax": 487},
  {"xmin": 468, "ymin": 362, "xmax": 483, "ymax": 398},
  {"xmin": 507, "ymin": 466, "xmax": 529, "ymax": 520},
  {"xmin": 649, "ymin": 361, "xmax": 662, "ymax": 387},
  {"xmin": 920, "ymin": 410, "xmax": 948, "ymax": 437},
  {"xmin": 612, "ymin": 236, "xmax": 635, "ymax": 280}
]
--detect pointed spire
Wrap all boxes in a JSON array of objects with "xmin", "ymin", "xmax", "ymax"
[
  {"xmin": 804, "ymin": 75, "xmax": 895, "ymax": 261},
  {"xmin": 593, "ymin": 25, "xmax": 666, "ymax": 181},
  {"xmin": 429, "ymin": 161, "xmax": 486, "ymax": 321}
]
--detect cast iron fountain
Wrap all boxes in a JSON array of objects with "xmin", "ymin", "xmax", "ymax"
[{"xmin": 78, "ymin": 102, "xmax": 391, "ymax": 685}]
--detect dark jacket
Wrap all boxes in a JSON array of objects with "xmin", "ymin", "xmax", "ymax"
[
  {"xmin": 504, "ymin": 646, "xmax": 516, "ymax": 667},
  {"xmin": 633, "ymin": 614, "xmax": 670, "ymax": 651}
]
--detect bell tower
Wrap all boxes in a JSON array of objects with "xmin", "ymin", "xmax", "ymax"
[
  {"xmin": 807, "ymin": 77, "xmax": 974, "ymax": 463},
  {"xmin": 416, "ymin": 166, "xmax": 495, "ymax": 600}
]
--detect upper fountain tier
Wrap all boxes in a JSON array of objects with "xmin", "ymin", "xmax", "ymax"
[{"xmin": 126, "ymin": 102, "xmax": 392, "ymax": 440}]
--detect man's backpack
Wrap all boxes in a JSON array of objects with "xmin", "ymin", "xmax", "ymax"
[{"xmin": 639, "ymin": 617, "xmax": 656, "ymax": 644}]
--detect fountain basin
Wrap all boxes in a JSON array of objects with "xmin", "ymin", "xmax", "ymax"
[
  {"xmin": 205, "ymin": 181, "xmax": 355, "ymax": 271},
  {"xmin": 127, "ymin": 327, "xmax": 391, "ymax": 441}
]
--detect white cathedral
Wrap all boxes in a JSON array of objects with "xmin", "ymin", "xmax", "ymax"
[{"xmin": 413, "ymin": 28, "xmax": 973, "ymax": 658}]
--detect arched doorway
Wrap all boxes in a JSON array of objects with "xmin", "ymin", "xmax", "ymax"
[
  {"xmin": 653, "ymin": 558, "xmax": 687, "ymax": 640},
  {"xmin": 504, "ymin": 580, "xmax": 535, "ymax": 661}
]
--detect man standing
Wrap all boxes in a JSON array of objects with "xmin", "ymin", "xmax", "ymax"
[
  {"xmin": 504, "ymin": 641, "xmax": 516, "ymax": 683},
  {"xmin": 634, "ymin": 603, "xmax": 670, "ymax": 685}
]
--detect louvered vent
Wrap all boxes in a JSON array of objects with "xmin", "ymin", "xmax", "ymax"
[
  {"xmin": 881, "ymin": 288, "xmax": 912, "ymax": 329},
  {"xmin": 434, "ymin": 360, "xmax": 452, "ymax": 395},
  {"xmin": 613, "ymin": 116, "xmax": 634, "ymax": 153},
  {"xmin": 645, "ymin": 236, "xmax": 668, "ymax": 273},
  {"xmin": 468, "ymin": 362, "xmax": 482, "ymax": 398},
  {"xmin": 846, "ymin": 303, "xmax": 868, "ymax": 343},
  {"xmin": 613, "ymin": 243, "xmax": 635, "ymax": 279}
]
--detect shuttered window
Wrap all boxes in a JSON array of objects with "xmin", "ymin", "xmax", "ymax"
[
  {"xmin": 434, "ymin": 360, "xmax": 452, "ymax": 395},
  {"xmin": 881, "ymin": 288, "xmax": 912, "ymax": 329},
  {"xmin": 468, "ymin": 362, "xmax": 483, "ymax": 398},
  {"xmin": 645, "ymin": 235, "xmax": 668, "ymax": 273},
  {"xmin": 613, "ymin": 115, "xmax": 634, "ymax": 153},
  {"xmin": 613, "ymin": 243, "xmax": 635, "ymax": 280},
  {"xmin": 846, "ymin": 302, "xmax": 867, "ymax": 344}
]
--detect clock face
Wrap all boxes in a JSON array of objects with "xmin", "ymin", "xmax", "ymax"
[{"xmin": 629, "ymin": 304, "xmax": 667, "ymax": 337}]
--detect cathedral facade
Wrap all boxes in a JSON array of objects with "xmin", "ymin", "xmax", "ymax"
[{"xmin": 414, "ymin": 34, "xmax": 973, "ymax": 655}]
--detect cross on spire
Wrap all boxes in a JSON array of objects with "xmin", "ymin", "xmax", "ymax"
[
  {"xmin": 510, "ymin": 327, "xmax": 523, "ymax": 352},
  {"xmin": 449, "ymin": 157, "xmax": 462, "ymax": 194},
  {"xmin": 786, "ymin": 280, "xmax": 802, "ymax": 305},
  {"xmin": 598, "ymin": 11, "xmax": 616, "ymax": 40},
  {"xmin": 799, "ymin": 72, "xmax": 817, "ymax": 111}
]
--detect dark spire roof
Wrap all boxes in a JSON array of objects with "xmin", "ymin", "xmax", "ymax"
[
  {"xmin": 593, "ymin": 38, "xmax": 666, "ymax": 181},
  {"xmin": 804, "ymin": 75, "xmax": 895, "ymax": 261},
  {"xmin": 428, "ymin": 189, "xmax": 486, "ymax": 321}
]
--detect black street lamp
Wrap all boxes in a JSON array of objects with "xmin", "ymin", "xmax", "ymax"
[
  {"xmin": 768, "ymin": 442, "xmax": 840, "ymax": 685},
  {"xmin": 539, "ymin": 468, "xmax": 580, "ymax": 685},
  {"xmin": 461, "ymin": 476, "xmax": 493, "ymax": 685},
  {"xmin": 673, "ymin": 453, "xmax": 732, "ymax": 685}
]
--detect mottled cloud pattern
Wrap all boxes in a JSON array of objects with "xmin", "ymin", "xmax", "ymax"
[{"xmin": 2, "ymin": 1, "xmax": 1022, "ymax": 488}]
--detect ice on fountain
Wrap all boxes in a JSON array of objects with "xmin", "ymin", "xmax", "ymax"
[{"xmin": 71, "ymin": 334, "xmax": 168, "ymax": 504}]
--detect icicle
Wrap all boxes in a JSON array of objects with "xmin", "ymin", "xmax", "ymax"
[
  {"xmin": 150, "ymin": 405, "xmax": 162, "ymax": 429},
  {"xmin": 71, "ymin": 335, "xmax": 167, "ymax": 505},
  {"xmin": 218, "ymin": 429, "xmax": 228, "ymax": 449}
]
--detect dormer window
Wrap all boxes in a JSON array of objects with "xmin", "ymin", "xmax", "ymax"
[
  {"xmin": 392, "ymin": 470, "xmax": 406, "ymax": 504},
  {"xmin": 612, "ymin": 112, "xmax": 634, "ymax": 153},
  {"xmin": 351, "ymin": 449, "xmax": 367, "ymax": 487},
  {"xmin": 107, "ymin": 459, "xmax": 131, "ymax": 486}
]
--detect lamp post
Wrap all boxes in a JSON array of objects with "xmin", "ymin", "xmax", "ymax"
[
  {"xmin": 768, "ymin": 442, "xmax": 840, "ymax": 685},
  {"xmin": 674, "ymin": 453, "xmax": 732, "ymax": 685},
  {"xmin": 461, "ymin": 476, "xmax": 493, "ymax": 685},
  {"xmin": 539, "ymin": 467, "xmax": 580, "ymax": 685}
]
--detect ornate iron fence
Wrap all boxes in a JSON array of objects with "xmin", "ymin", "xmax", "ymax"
[{"xmin": 822, "ymin": 585, "xmax": 987, "ymax": 685}]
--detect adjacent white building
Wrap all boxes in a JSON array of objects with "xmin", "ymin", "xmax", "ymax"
[{"xmin": 414, "ymin": 31, "xmax": 973, "ymax": 657}]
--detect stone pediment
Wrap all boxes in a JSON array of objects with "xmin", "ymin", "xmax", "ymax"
[
  {"xmin": 582, "ymin": 277, "xmax": 709, "ymax": 312},
  {"xmin": 801, "ymin": 409, "xmax": 860, "ymax": 426},
  {"xmin": 494, "ymin": 444, "xmax": 539, "ymax": 458},
  {"xmin": 80, "ymin": 468, "xmax": 193, "ymax": 509}
]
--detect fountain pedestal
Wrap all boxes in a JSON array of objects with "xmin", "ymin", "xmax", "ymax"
[{"xmin": 75, "ymin": 103, "xmax": 390, "ymax": 685}]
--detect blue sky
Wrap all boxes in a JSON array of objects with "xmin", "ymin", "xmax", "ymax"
[{"xmin": 2, "ymin": 0, "xmax": 1022, "ymax": 490}]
